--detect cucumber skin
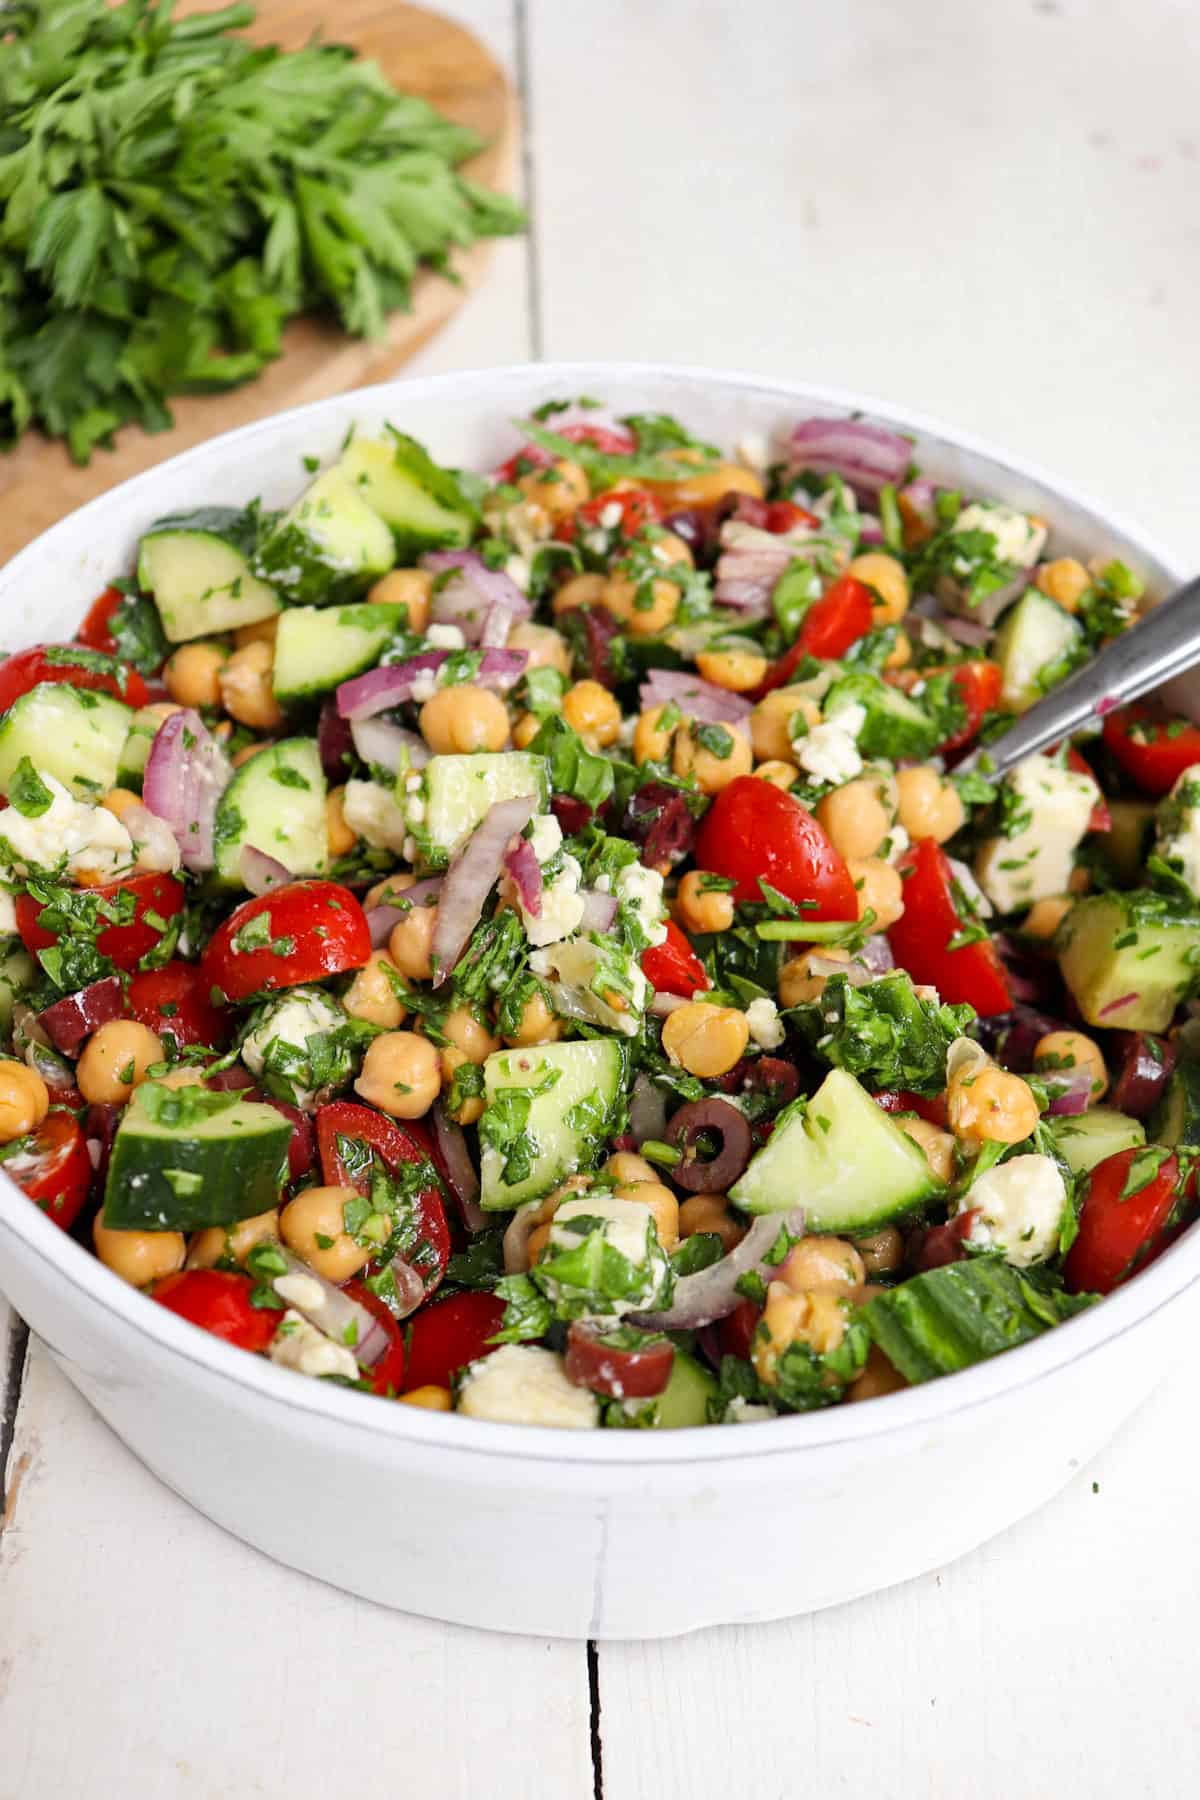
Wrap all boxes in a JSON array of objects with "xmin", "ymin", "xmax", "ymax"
[
  {"xmin": 252, "ymin": 472, "xmax": 395, "ymax": 607},
  {"xmin": 212, "ymin": 737, "xmax": 328, "ymax": 890},
  {"xmin": 652, "ymin": 1351, "xmax": 718, "ymax": 1428},
  {"xmin": 272, "ymin": 602, "xmax": 408, "ymax": 704},
  {"xmin": 478, "ymin": 1038, "xmax": 626, "ymax": 1211},
  {"xmin": 103, "ymin": 1108, "xmax": 292, "ymax": 1231},
  {"xmin": 138, "ymin": 507, "xmax": 281, "ymax": 642},
  {"xmin": 0, "ymin": 682, "xmax": 131, "ymax": 800}
]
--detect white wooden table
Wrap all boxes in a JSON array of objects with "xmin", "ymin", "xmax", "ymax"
[{"xmin": 3, "ymin": 3, "xmax": 1200, "ymax": 1793}]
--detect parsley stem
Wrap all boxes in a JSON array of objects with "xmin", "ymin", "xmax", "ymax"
[
  {"xmin": 639, "ymin": 1139, "xmax": 682, "ymax": 1168},
  {"xmin": 755, "ymin": 920, "xmax": 854, "ymax": 942}
]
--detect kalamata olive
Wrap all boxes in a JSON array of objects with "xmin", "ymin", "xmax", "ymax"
[
  {"xmin": 664, "ymin": 1096, "xmax": 754, "ymax": 1192},
  {"xmin": 40, "ymin": 976, "xmax": 125, "ymax": 1057},
  {"xmin": 551, "ymin": 793, "xmax": 594, "ymax": 835},
  {"xmin": 317, "ymin": 698, "xmax": 355, "ymax": 781},
  {"xmin": 564, "ymin": 1321, "xmax": 675, "ymax": 1399},
  {"xmin": 572, "ymin": 604, "xmax": 622, "ymax": 685},
  {"xmin": 262, "ymin": 1097, "xmax": 316, "ymax": 1182},
  {"xmin": 977, "ymin": 1006, "xmax": 1066, "ymax": 1073},
  {"xmin": 623, "ymin": 781, "xmax": 696, "ymax": 871},
  {"xmin": 716, "ymin": 1056, "xmax": 801, "ymax": 1110},
  {"xmin": 912, "ymin": 1212, "xmax": 974, "ymax": 1272},
  {"xmin": 1111, "ymin": 1032, "xmax": 1176, "ymax": 1118},
  {"xmin": 205, "ymin": 1065, "xmax": 258, "ymax": 1092}
]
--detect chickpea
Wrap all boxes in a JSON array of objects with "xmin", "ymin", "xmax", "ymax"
[
  {"xmin": 343, "ymin": 950, "xmax": 407, "ymax": 1029},
  {"xmin": 853, "ymin": 1225, "xmax": 905, "ymax": 1276},
  {"xmin": 1023, "ymin": 895, "xmax": 1073, "ymax": 941},
  {"xmin": 753, "ymin": 760, "xmax": 799, "ymax": 790},
  {"xmin": 326, "ymin": 785, "xmax": 357, "ymax": 858},
  {"xmin": 777, "ymin": 947, "xmax": 850, "ymax": 1007},
  {"xmin": 366, "ymin": 872, "xmax": 415, "ymax": 911},
  {"xmin": 231, "ymin": 741, "xmax": 271, "ymax": 769},
  {"xmin": 552, "ymin": 572, "xmax": 608, "ymax": 617},
  {"xmin": 672, "ymin": 721, "xmax": 753, "ymax": 795},
  {"xmin": 753, "ymin": 1281, "xmax": 847, "ymax": 1388},
  {"xmin": 419, "ymin": 684, "xmax": 509, "ymax": 755},
  {"xmin": 0, "ymin": 1061, "xmax": 49, "ymax": 1143},
  {"xmin": 518, "ymin": 456, "xmax": 590, "ymax": 522},
  {"xmin": 400, "ymin": 1385, "xmax": 454, "ymax": 1411},
  {"xmin": 884, "ymin": 630, "xmax": 912, "ymax": 671},
  {"xmin": 441, "ymin": 1006, "xmax": 500, "ymax": 1065},
  {"xmin": 778, "ymin": 1235, "xmax": 866, "ymax": 1294},
  {"xmin": 1033, "ymin": 1029, "xmax": 1108, "ymax": 1102},
  {"xmin": 503, "ymin": 990, "xmax": 563, "ymax": 1047},
  {"xmin": 846, "ymin": 856, "xmax": 904, "ymax": 931},
  {"xmin": 93, "ymin": 1219, "xmax": 186, "ymax": 1287},
  {"xmin": 164, "ymin": 640, "xmax": 227, "ymax": 710},
  {"xmin": 845, "ymin": 1343, "xmax": 907, "ymax": 1403},
  {"xmin": 750, "ymin": 689, "xmax": 821, "ymax": 763},
  {"xmin": 646, "ymin": 455, "xmax": 764, "ymax": 509},
  {"xmin": 895, "ymin": 765, "xmax": 965, "ymax": 844},
  {"xmin": 440, "ymin": 1047, "xmax": 486, "ymax": 1126},
  {"xmin": 281, "ymin": 1185, "xmax": 374, "ymax": 1283},
  {"xmin": 695, "ymin": 648, "xmax": 768, "ymax": 693},
  {"xmin": 947, "ymin": 1063, "xmax": 1040, "ymax": 1148},
  {"xmin": 677, "ymin": 1191, "xmax": 746, "ymax": 1254},
  {"xmin": 661, "ymin": 1001, "xmax": 750, "ymax": 1078},
  {"xmin": 507, "ymin": 621, "xmax": 572, "ymax": 676},
  {"xmin": 847, "ymin": 552, "xmax": 909, "ymax": 626},
  {"xmin": 562, "ymin": 680, "xmax": 622, "ymax": 749},
  {"xmin": 603, "ymin": 575, "xmax": 681, "ymax": 639},
  {"xmin": 187, "ymin": 1209, "xmax": 281, "ymax": 1270},
  {"xmin": 355, "ymin": 1030, "xmax": 441, "ymax": 1119},
  {"xmin": 77, "ymin": 1021, "xmax": 164, "ymax": 1106},
  {"xmin": 612, "ymin": 1179, "xmax": 680, "ymax": 1251},
  {"xmin": 899, "ymin": 1116, "xmax": 957, "ymax": 1183},
  {"xmin": 511, "ymin": 712, "xmax": 542, "ymax": 751},
  {"xmin": 156, "ymin": 1067, "xmax": 208, "ymax": 1090},
  {"xmin": 816, "ymin": 772, "xmax": 898, "ymax": 863},
  {"xmin": 233, "ymin": 614, "xmax": 280, "ymax": 650},
  {"xmin": 633, "ymin": 703, "xmax": 677, "ymax": 767},
  {"xmin": 646, "ymin": 530, "xmax": 695, "ymax": 570},
  {"xmin": 219, "ymin": 639, "xmax": 284, "ymax": 731},
  {"xmin": 101, "ymin": 786, "xmax": 142, "ymax": 821},
  {"xmin": 1035, "ymin": 557, "xmax": 1091, "ymax": 614},
  {"xmin": 675, "ymin": 870, "xmax": 735, "ymax": 935},
  {"xmin": 604, "ymin": 1151, "xmax": 657, "ymax": 1186}
]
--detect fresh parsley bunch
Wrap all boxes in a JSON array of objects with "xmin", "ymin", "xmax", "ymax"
[{"xmin": 0, "ymin": 0, "xmax": 525, "ymax": 462}]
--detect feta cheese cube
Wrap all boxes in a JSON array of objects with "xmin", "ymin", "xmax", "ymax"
[
  {"xmin": 953, "ymin": 1153, "xmax": 1066, "ymax": 1267},
  {"xmin": 615, "ymin": 861, "xmax": 667, "ymax": 948},
  {"xmin": 745, "ymin": 996, "xmax": 785, "ymax": 1050},
  {"xmin": 456, "ymin": 1344, "xmax": 599, "ymax": 1428},
  {"xmin": 270, "ymin": 1311, "xmax": 361, "ymax": 1382},
  {"xmin": 0, "ymin": 772, "xmax": 134, "ymax": 880},
  {"xmin": 1154, "ymin": 764, "xmax": 1200, "ymax": 892},
  {"xmin": 425, "ymin": 623, "xmax": 466, "ymax": 650},
  {"xmin": 952, "ymin": 502, "xmax": 1047, "ymax": 569},
  {"xmin": 974, "ymin": 753, "xmax": 1099, "ymax": 913},
  {"xmin": 343, "ymin": 778, "xmax": 411, "ymax": 853}
]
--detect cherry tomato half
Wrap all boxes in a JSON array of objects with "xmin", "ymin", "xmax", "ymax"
[
  {"xmin": 693, "ymin": 776, "xmax": 858, "ymax": 918},
  {"xmin": 717, "ymin": 1298, "xmax": 760, "ymax": 1363},
  {"xmin": 16, "ymin": 870, "xmax": 185, "ymax": 974},
  {"xmin": 1064, "ymin": 1148, "xmax": 1182, "ymax": 1295},
  {"xmin": 3, "ymin": 1111, "xmax": 91, "ymax": 1231},
  {"xmin": 201, "ymin": 880, "xmax": 370, "ymax": 1003},
  {"xmin": 887, "ymin": 838, "xmax": 1012, "ymax": 1016},
  {"xmin": 564, "ymin": 1320, "xmax": 675, "ymax": 1399},
  {"xmin": 317, "ymin": 1100, "xmax": 450, "ymax": 1306},
  {"xmin": 127, "ymin": 960, "xmax": 230, "ymax": 1050},
  {"xmin": 401, "ymin": 1289, "xmax": 506, "ymax": 1392},
  {"xmin": 555, "ymin": 485, "xmax": 662, "ymax": 544},
  {"xmin": 934, "ymin": 660, "xmax": 1003, "ymax": 756},
  {"xmin": 641, "ymin": 919, "xmax": 709, "ymax": 997},
  {"xmin": 755, "ymin": 574, "xmax": 875, "ymax": 695},
  {"xmin": 75, "ymin": 586, "xmax": 128, "ymax": 655},
  {"xmin": 874, "ymin": 1089, "xmax": 950, "ymax": 1128},
  {"xmin": 342, "ymin": 1280, "xmax": 407, "ymax": 1394},
  {"xmin": 152, "ymin": 1269, "xmax": 282, "ymax": 1353},
  {"xmin": 1101, "ymin": 705, "xmax": 1200, "ymax": 798},
  {"xmin": 0, "ymin": 646, "xmax": 147, "ymax": 712}
]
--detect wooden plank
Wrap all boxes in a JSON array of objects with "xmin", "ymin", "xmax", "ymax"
[
  {"xmin": 596, "ymin": 1366, "xmax": 1200, "ymax": 1799},
  {"xmin": 0, "ymin": 0, "xmax": 522, "ymax": 565},
  {"xmin": 527, "ymin": 0, "xmax": 1200, "ymax": 566},
  {"xmin": 0, "ymin": 1342, "xmax": 593, "ymax": 1800}
]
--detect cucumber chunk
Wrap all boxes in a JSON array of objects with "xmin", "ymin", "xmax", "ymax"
[
  {"xmin": 0, "ymin": 940, "xmax": 35, "ymax": 1035},
  {"xmin": 0, "ymin": 683, "xmax": 131, "ymax": 801},
  {"xmin": 212, "ymin": 738, "xmax": 328, "ymax": 889},
  {"xmin": 138, "ymin": 507, "xmax": 281, "ymax": 643},
  {"xmin": 479, "ymin": 1037, "xmax": 626, "ymax": 1211},
  {"xmin": 1103, "ymin": 798, "xmax": 1154, "ymax": 885},
  {"xmin": 730, "ymin": 1068, "xmax": 940, "ymax": 1231},
  {"xmin": 651, "ymin": 1350, "xmax": 718, "ymax": 1428},
  {"xmin": 1049, "ymin": 1107, "xmax": 1146, "ymax": 1175},
  {"xmin": 823, "ymin": 670, "xmax": 938, "ymax": 761},
  {"xmin": 253, "ymin": 471, "xmax": 396, "ymax": 606},
  {"xmin": 103, "ymin": 1084, "xmax": 292, "ymax": 1231},
  {"xmin": 994, "ymin": 587, "xmax": 1082, "ymax": 712},
  {"xmin": 338, "ymin": 433, "xmax": 475, "ymax": 560},
  {"xmin": 116, "ymin": 704, "xmax": 170, "ymax": 793},
  {"xmin": 1150, "ymin": 1059, "xmax": 1200, "ymax": 1157},
  {"xmin": 272, "ymin": 602, "xmax": 410, "ymax": 704},
  {"xmin": 417, "ymin": 752, "xmax": 549, "ymax": 868},
  {"xmin": 1058, "ymin": 891, "xmax": 1200, "ymax": 1032}
]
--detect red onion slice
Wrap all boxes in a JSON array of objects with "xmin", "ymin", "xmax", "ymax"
[
  {"xmin": 432, "ymin": 1099, "xmax": 486, "ymax": 1232},
  {"xmin": 634, "ymin": 1209, "xmax": 806, "ymax": 1330},
  {"xmin": 423, "ymin": 550, "xmax": 530, "ymax": 644},
  {"xmin": 503, "ymin": 1201, "xmax": 546, "ymax": 1274},
  {"xmin": 39, "ymin": 976, "xmax": 125, "ymax": 1056},
  {"xmin": 786, "ymin": 417, "xmax": 911, "ymax": 502},
  {"xmin": 364, "ymin": 875, "xmax": 443, "ymax": 950},
  {"xmin": 1044, "ymin": 1067, "xmax": 1095, "ymax": 1116},
  {"xmin": 480, "ymin": 601, "xmax": 516, "ymax": 649},
  {"xmin": 338, "ymin": 648, "xmax": 528, "ymax": 720},
  {"xmin": 142, "ymin": 708, "xmax": 231, "ymax": 873},
  {"xmin": 350, "ymin": 715, "xmax": 430, "ymax": 774},
  {"xmin": 271, "ymin": 1249, "xmax": 394, "ymax": 1367},
  {"xmin": 639, "ymin": 668, "xmax": 753, "ymax": 725},
  {"xmin": 373, "ymin": 1256, "xmax": 428, "ymax": 1321},
  {"xmin": 713, "ymin": 522, "xmax": 795, "ymax": 614},
  {"xmin": 579, "ymin": 887, "xmax": 618, "ymax": 933},
  {"xmin": 318, "ymin": 699, "xmax": 355, "ymax": 781},
  {"xmin": 431, "ymin": 793, "xmax": 538, "ymax": 985},
  {"xmin": 900, "ymin": 478, "xmax": 937, "ymax": 535},
  {"xmin": 239, "ymin": 844, "xmax": 291, "ymax": 896},
  {"xmin": 503, "ymin": 835, "xmax": 543, "ymax": 917},
  {"xmin": 940, "ymin": 614, "xmax": 995, "ymax": 649}
]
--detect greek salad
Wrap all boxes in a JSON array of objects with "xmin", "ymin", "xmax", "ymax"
[{"xmin": 0, "ymin": 403, "xmax": 1195, "ymax": 1431}]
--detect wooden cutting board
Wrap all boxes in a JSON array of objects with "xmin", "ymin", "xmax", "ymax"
[{"xmin": 0, "ymin": 1, "xmax": 518, "ymax": 566}]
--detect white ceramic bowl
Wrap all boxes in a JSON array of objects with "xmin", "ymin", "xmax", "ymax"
[{"xmin": 0, "ymin": 364, "xmax": 1194, "ymax": 1640}]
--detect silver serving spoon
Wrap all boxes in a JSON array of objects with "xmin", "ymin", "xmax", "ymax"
[{"xmin": 959, "ymin": 573, "xmax": 1200, "ymax": 778}]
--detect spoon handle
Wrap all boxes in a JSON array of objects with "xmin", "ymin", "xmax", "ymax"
[{"xmin": 962, "ymin": 574, "xmax": 1200, "ymax": 778}]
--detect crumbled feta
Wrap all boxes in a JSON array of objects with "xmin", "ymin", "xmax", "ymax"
[
  {"xmin": 0, "ymin": 891, "xmax": 16, "ymax": 936},
  {"xmin": 425, "ymin": 623, "xmax": 466, "ymax": 650},
  {"xmin": 724, "ymin": 1396, "xmax": 775, "ymax": 1424},
  {"xmin": 952, "ymin": 502, "xmax": 1047, "ymax": 569},
  {"xmin": 599, "ymin": 501, "xmax": 623, "ymax": 530},
  {"xmin": 126, "ymin": 804, "xmax": 182, "ymax": 875},
  {"xmin": 273, "ymin": 1271, "xmax": 328, "ymax": 1313},
  {"xmin": 522, "ymin": 852, "xmax": 585, "ymax": 949},
  {"xmin": 269, "ymin": 1310, "xmax": 361, "ymax": 1382},
  {"xmin": 530, "ymin": 936, "xmax": 647, "ymax": 1036},
  {"xmin": 0, "ymin": 773, "xmax": 133, "ymax": 880},
  {"xmin": 529, "ymin": 814, "xmax": 563, "ymax": 864},
  {"xmin": 745, "ymin": 996, "xmax": 785, "ymax": 1050},
  {"xmin": 552, "ymin": 1193, "xmax": 655, "ymax": 1268},
  {"xmin": 409, "ymin": 670, "xmax": 440, "ymax": 704},
  {"xmin": 884, "ymin": 823, "xmax": 911, "ymax": 865},
  {"xmin": 954, "ymin": 1154, "xmax": 1066, "ymax": 1267},
  {"xmin": 794, "ymin": 702, "xmax": 866, "ymax": 787},
  {"xmin": 241, "ymin": 987, "xmax": 346, "ymax": 1110},
  {"xmin": 1154, "ymin": 763, "xmax": 1200, "ymax": 892},
  {"xmin": 343, "ymin": 778, "xmax": 410, "ymax": 853},
  {"xmin": 974, "ymin": 753, "xmax": 1099, "ymax": 913},
  {"xmin": 615, "ymin": 862, "xmax": 667, "ymax": 948},
  {"xmin": 456, "ymin": 1344, "xmax": 599, "ymax": 1428}
]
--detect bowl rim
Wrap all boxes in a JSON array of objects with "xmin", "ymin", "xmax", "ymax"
[{"xmin": 1, "ymin": 357, "xmax": 1193, "ymax": 1469}]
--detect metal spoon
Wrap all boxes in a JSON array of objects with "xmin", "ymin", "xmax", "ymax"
[{"xmin": 959, "ymin": 573, "xmax": 1200, "ymax": 778}]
